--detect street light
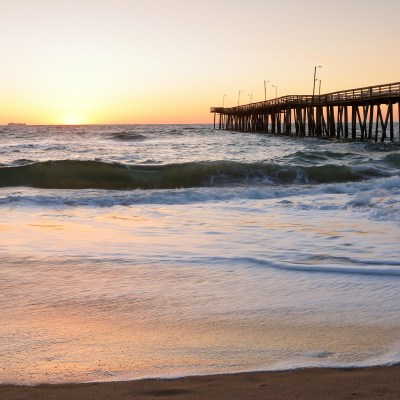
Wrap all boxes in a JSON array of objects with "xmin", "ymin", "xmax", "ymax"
[
  {"xmin": 222, "ymin": 94, "xmax": 227, "ymax": 107},
  {"xmin": 272, "ymin": 84, "xmax": 277, "ymax": 98},
  {"xmin": 264, "ymin": 80, "xmax": 269, "ymax": 101},
  {"xmin": 238, "ymin": 90, "xmax": 243, "ymax": 106},
  {"xmin": 312, "ymin": 65, "xmax": 322, "ymax": 99},
  {"xmin": 248, "ymin": 93, "xmax": 252, "ymax": 104}
]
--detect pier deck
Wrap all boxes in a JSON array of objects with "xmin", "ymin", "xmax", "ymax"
[{"xmin": 211, "ymin": 82, "xmax": 400, "ymax": 142}]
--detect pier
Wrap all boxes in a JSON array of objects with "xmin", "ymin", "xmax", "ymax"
[{"xmin": 211, "ymin": 82, "xmax": 400, "ymax": 142}]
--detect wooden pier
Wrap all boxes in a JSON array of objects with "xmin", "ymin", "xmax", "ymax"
[{"xmin": 211, "ymin": 82, "xmax": 400, "ymax": 142}]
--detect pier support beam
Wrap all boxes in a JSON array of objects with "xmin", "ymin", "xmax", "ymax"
[{"xmin": 210, "ymin": 82, "xmax": 400, "ymax": 142}]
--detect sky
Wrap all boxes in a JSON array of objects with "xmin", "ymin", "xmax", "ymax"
[{"xmin": 1, "ymin": 0, "xmax": 399, "ymax": 125}]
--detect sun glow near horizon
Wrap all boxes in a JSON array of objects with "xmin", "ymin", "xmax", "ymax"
[
  {"xmin": 1, "ymin": 0, "xmax": 400, "ymax": 125},
  {"xmin": 60, "ymin": 115, "xmax": 87, "ymax": 125}
]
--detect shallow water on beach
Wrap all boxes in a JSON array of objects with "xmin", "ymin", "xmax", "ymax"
[{"xmin": 0, "ymin": 124, "xmax": 400, "ymax": 383}]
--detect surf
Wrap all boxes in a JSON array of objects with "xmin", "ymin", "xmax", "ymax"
[{"xmin": 0, "ymin": 160, "xmax": 389, "ymax": 190}]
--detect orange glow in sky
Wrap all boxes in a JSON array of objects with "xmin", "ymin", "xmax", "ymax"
[{"xmin": 1, "ymin": 0, "xmax": 399, "ymax": 125}]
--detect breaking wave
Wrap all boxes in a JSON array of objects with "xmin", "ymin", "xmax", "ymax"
[
  {"xmin": 108, "ymin": 132, "xmax": 148, "ymax": 141},
  {"xmin": 0, "ymin": 160, "xmax": 389, "ymax": 190}
]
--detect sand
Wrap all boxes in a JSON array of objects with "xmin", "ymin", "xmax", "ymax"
[{"xmin": 1, "ymin": 365, "xmax": 400, "ymax": 399}]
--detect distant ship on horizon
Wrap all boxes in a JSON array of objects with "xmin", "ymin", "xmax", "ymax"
[{"xmin": 7, "ymin": 122, "xmax": 27, "ymax": 127}]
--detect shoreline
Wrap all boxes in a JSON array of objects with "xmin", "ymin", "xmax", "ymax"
[{"xmin": 1, "ymin": 365, "xmax": 400, "ymax": 399}]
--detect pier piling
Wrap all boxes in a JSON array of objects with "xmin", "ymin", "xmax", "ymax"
[{"xmin": 211, "ymin": 82, "xmax": 400, "ymax": 142}]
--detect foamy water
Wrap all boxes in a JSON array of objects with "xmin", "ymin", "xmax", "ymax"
[{"xmin": 0, "ymin": 124, "xmax": 400, "ymax": 383}]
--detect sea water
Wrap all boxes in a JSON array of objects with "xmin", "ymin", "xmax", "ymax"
[{"xmin": 0, "ymin": 124, "xmax": 400, "ymax": 384}]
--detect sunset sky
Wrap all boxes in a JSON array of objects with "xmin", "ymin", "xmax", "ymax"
[{"xmin": 1, "ymin": 0, "xmax": 399, "ymax": 125}]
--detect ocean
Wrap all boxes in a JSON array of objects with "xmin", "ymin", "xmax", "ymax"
[{"xmin": 0, "ymin": 124, "xmax": 400, "ymax": 384}]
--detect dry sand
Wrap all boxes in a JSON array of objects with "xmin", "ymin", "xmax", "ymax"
[{"xmin": 1, "ymin": 365, "xmax": 400, "ymax": 399}]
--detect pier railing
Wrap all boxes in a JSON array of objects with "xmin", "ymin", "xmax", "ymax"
[
  {"xmin": 211, "ymin": 82, "xmax": 400, "ymax": 142},
  {"xmin": 211, "ymin": 82, "xmax": 400, "ymax": 113}
]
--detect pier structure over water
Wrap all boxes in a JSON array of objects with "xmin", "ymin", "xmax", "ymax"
[{"xmin": 211, "ymin": 82, "xmax": 400, "ymax": 142}]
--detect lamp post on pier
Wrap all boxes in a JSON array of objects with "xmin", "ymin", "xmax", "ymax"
[
  {"xmin": 264, "ymin": 80, "xmax": 269, "ymax": 101},
  {"xmin": 248, "ymin": 93, "xmax": 252, "ymax": 104},
  {"xmin": 312, "ymin": 65, "xmax": 322, "ymax": 100},
  {"xmin": 238, "ymin": 90, "xmax": 243, "ymax": 106},
  {"xmin": 222, "ymin": 94, "xmax": 227, "ymax": 107},
  {"xmin": 318, "ymin": 80, "xmax": 321, "ymax": 96}
]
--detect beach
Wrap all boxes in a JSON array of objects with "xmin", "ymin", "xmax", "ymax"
[
  {"xmin": 1, "ymin": 124, "xmax": 400, "ymax": 386},
  {"xmin": 1, "ymin": 366, "xmax": 400, "ymax": 399},
  {"xmin": 2, "ymin": 0, "xmax": 400, "ymax": 394}
]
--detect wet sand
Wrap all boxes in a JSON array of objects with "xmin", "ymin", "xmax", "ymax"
[{"xmin": 1, "ymin": 365, "xmax": 400, "ymax": 399}]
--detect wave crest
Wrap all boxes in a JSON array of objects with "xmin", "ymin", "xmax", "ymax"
[
  {"xmin": 0, "ymin": 160, "xmax": 388, "ymax": 190},
  {"xmin": 109, "ymin": 132, "xmax": 147, "ymax": 141}
]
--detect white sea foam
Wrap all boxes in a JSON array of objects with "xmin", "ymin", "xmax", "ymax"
[
  {"xmin": 1, "ymin": 124, "xmax": 400, "ymax": 383},
  {"xmin": 1, "ymin": 174, "xmax": 400, "ymax": 227},
  {"xmin": 247, "ymin": 257, "xmax": 400, "ymax": 277},
  {"xmin": 265, "ymin": 346, "xmax": 400, "ymax": 372}
]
